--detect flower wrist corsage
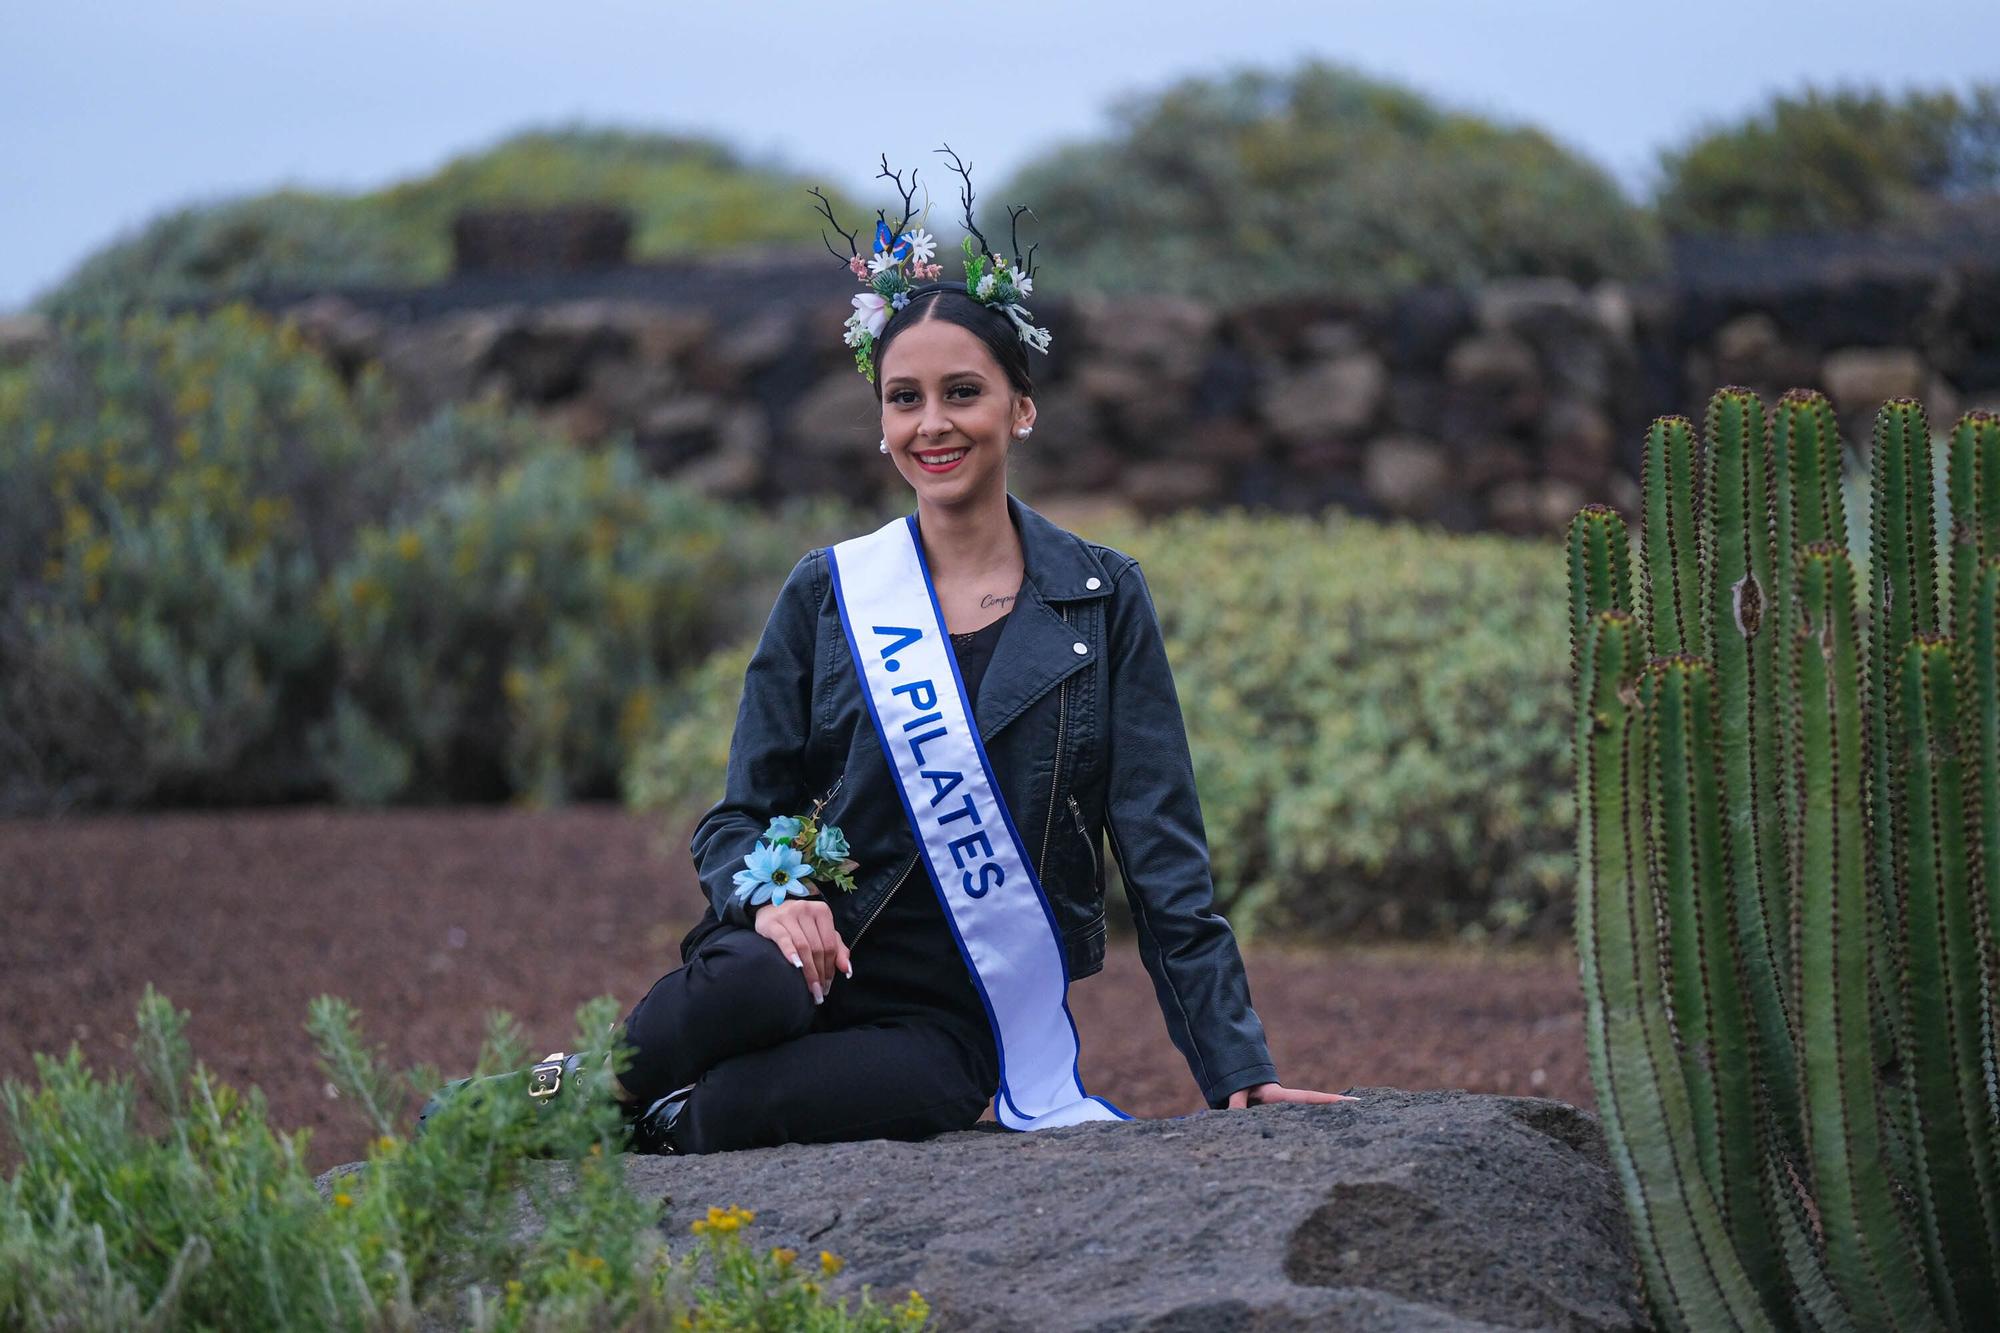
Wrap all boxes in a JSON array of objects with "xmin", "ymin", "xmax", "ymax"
[{"xmin": 730, "ymin": 806, "xmax": 861, "ymax": 912}]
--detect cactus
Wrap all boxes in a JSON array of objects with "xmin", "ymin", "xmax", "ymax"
[{"xmin": 1568, "ymin": 392, "xmax": 2000, "ymax": 1330}]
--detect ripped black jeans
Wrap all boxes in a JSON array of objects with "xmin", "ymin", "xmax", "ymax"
[{"xmin": 615, "ymin": 922, "xmax": 999, "ymax": 1155}]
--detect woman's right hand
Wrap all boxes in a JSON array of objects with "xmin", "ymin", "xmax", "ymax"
[{"xmin": 753, "ymin": 894, "xmax": 852, "ymax": 1004}]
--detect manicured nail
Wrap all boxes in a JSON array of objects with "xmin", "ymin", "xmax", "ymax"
[
  {"xmin": 789, "ymin": 955, "xmax": 802, "ymax": 968},
  {"xmin": 843, "ymin": 965, "xmax": 853, "ymax": 979},
  {"xmin": 812, "ymin": 984, "xmax": 824, "ymax": 1005}
]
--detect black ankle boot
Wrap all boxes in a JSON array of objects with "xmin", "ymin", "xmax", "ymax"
[{"xmin": 624, "ymin": 1080, "xmax": 697, "ymax": 1156}]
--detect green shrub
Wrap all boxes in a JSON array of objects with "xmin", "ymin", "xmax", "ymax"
[
  {"xmin": 1653, "ymin": 81, "xmax": 2000, "ymax": 236},
  {"xmin": 318, "ymin": 447, "xmax": 848, "ymax": 804},
  {"xmin": 36, "ymin": 125, "xmax": 864, "ymax": 317},
  {"xmin": 35, "ymin": 191, "xmax": 427, "ymax": 321},
  {"xmin": 0, "ymin": 988, "xmax": 930, "ymax": 1331},
  {"xmin": 1000, "ymin": 58, "xmax": 1663, "ymax": 302},
  {"xmin": 0, "ymin": 303, "xmax": 852, "ymax": 812},
  {"xmin": 0, "ymin": 305, "xmax": 552, "ymax": 810},
  {"xmin": 0, "ymin": 305, "xmax": 386, "ymax": 808},
  {"xmin": 628, "ymin": 507, "xmax": 1574, "ymax": 939}
]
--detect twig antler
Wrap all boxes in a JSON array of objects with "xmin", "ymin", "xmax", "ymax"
[
  {"xmin": 808, "ymin": 186, "xmax": 858, "ymax": 262},
  {"xmin": 874, "ymin": 153, "xmax": 921, "ymax": 248},
  {"xmin": 1007, "ymin": 204, "xmax": 1038, "ymax": 280},
  {"xmin": 936, "ymin": 143, "xmax": 993, "ymax": 259}
]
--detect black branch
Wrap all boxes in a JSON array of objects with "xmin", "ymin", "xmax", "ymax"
[{"xmin": 808, "ymin": 186, "xmax": 858, "ymax": 263}]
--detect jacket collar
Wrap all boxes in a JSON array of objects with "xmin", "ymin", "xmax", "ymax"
[
  {"xmin": 1006, "ymin": 491, "xmax": 1116, "ymax": 603},
  {"xmin": 906, "ymin": 491, "xmax": 1110, "ymax": 742}
]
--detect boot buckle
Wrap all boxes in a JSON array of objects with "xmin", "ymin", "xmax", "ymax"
[{"xmin": 528, "ymin": 1051, "xmax": 567, "ymax": 1099}]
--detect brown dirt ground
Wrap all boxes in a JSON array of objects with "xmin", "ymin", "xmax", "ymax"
[{"xmin": 0, "ymin": 806, "xmax": 1592, "ymax": 1175}]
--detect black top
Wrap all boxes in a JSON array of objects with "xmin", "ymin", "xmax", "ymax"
[{"xmin": 839, "ymin": 609, "xmax": 1011, "ymax": 1078}]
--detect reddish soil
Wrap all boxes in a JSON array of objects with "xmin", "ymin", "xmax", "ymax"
[{"xmin": 0, "ymin": 806, "xmax": 1592, "ymax": 1174}]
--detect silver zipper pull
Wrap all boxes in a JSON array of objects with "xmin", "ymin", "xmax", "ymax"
[{"xmin": 1068, "ymin": 792, "xmax": 1087, "ymax": 833}]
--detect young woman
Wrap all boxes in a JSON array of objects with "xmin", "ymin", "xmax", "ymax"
[{"xmin": 422, "ymin": 155, "xmax": 1355, "ymax": 1153}]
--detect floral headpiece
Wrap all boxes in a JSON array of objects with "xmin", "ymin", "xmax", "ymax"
[{"xmin": 810, "ymin": 145, "xmax": 1051, "ymax": 383}]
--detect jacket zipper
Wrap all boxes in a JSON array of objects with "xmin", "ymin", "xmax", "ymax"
[
  {"xmin": 852, "ymin": 852, "xmax": 918, "ymax": 945},
  {"xmin": 1067, "ymin": 792, "xmax": 1098, "ymax": 887},
  {"xmin": 1037, "ymin": 605, "xmax": 1071, "ymax": 880}
]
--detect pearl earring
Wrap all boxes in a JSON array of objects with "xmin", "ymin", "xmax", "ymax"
[
  {"xmin": 879, "ymin": 439, "xmax": 889, "ymax": 453},
  {"xmin": 1016, "ymin": 426, "xmax": 1032, "ymax": 438}
]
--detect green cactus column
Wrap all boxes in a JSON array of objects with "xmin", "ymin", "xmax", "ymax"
[
  {"xmin": 1699, "ymin": 389, "xmax": 1802, "ymax": 1178},
  {"xmin": 1897, "ymin": 633, "xmax": 2000, "ymax": 1322},
  {"xmin": 1575, "ymin": 612, "xmax": 1769, "ymax": 1332},
  {"xmin": 1793, "ymin": 544, "xmax": 1941, "ymax": 1331},
  {"xmin": 1644, "ymin": 417, "xmax": 1706, "ymax": 658}
]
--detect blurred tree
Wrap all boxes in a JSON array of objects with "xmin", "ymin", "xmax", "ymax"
[
  {"xmin": 1653, "ymin": 81, "xmax": 2000, "ymax": 235},
  {"xmin": 995, "ymin": 58, "xmax": 1664, "ymax": 302},
  {"xmin": 37, "ymin": 124, "xmax": 860, "ymax": 317}
]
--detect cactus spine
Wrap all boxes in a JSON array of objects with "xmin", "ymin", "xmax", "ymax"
[{"xmin": 1569, "ymin": 393, "xmax": 2000, "ymax": 1330}]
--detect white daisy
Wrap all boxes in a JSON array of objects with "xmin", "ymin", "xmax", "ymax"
[
  {"xmin": 903, "ymin": 229, "xmax": 937, "ymax": 263},
  {"xmin": 867, "ymin": 249, "xmax": 901, "ymax": 276},
  {"xmin": 976, "ymin": 272, "xmax": 997, "ymax": 299},
  {"xmin": 1009, "ymin": 267, "xmax": 1033, "ymax": 298}
]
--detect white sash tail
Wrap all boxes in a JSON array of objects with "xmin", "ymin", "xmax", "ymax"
[{"xmin": 826, "ymin": 515, "xmax": 1130, "ymax": 1131}]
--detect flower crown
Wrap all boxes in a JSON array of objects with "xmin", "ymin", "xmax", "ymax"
[{"xmin": 809, "ymin": 145, "xmax": 1051, "ymax": 384}]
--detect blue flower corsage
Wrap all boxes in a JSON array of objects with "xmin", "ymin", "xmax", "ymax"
[{"xmin": 730, "ymin": 805, "xmax": 862, "ymax": 912}]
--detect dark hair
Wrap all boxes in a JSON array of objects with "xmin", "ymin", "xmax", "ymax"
[{"xmin": 872, "ymin": 284, "xmax": 1033, "ymax": 401}]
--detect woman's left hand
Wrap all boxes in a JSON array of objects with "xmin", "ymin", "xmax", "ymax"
[{"xmin": 1226, "ymin": 1081, "xmax": 1359, "ymax": 1108}]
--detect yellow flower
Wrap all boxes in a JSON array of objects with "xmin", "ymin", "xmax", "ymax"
[
  {"xmin": 819, "ymin": 1249, "xmax": 845, "ymax": 1276},
  {"xmin": 346, "ymin": 577, "xmax": 392, "ymax": 613},
  {"xmin": 173, "ymin": 383, "xmax": 211, "ymax": 417},
  {"xmin": 375, "ymin": 1135, "xmax": 397, "ymax": 1154},
  {"xmin": 770, "ymin": 1246, "xmax": 798, "ymax": 1268},
  {"xmin": 395, "ymin": 531, "xmax": 423, "ymax": 561},
  {"xmin": 333, "ymin": 1192, "xmax": 353, "ymax": 1208}
]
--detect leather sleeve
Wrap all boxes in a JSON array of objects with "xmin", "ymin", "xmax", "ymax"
[
  {"xmin": 1101, "ymin": 556, "xmax": 1279, "ymax": 1109},
  {"xmin": 689, "ymin": 551, "xmax": 821, "ymax": 930}
]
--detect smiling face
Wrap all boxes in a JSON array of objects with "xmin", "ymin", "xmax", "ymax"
[{"xmin": 877, "ymin": 316, "xmax": 1035, "ymax": 505}]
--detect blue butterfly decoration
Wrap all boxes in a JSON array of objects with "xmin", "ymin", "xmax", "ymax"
[{"xmin": 873, "ymin": 219, "xmax": 913, "ymax": 261}]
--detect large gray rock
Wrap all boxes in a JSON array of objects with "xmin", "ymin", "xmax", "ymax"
[{"xmin": 331, "ymin": 1089, "xmax": 1645, "ymax": 1332}]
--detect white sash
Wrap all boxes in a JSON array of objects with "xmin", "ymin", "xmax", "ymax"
[{"xmin": 826, "ymin": 515, "xmax": 1129, "ymax": 1131}]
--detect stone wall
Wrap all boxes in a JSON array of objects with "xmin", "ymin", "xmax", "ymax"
[{"xmin": 17, "ymin": 226, "xmax": 1996, "ymax": 535}]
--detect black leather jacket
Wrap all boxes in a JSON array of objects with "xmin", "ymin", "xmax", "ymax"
[{"xmin": 688, "ymin": 491, "xmax": 1278, "ymax": 1109}]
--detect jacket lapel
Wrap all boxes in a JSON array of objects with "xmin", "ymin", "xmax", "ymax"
[{"xmin": 970, "ymin": 494, "xmax": 1114, "ymax": 743}]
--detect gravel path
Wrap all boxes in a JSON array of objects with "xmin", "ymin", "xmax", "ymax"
[{"xmin": 1, "ymin": 806, "xmax": 1590, "ymax": 1172}]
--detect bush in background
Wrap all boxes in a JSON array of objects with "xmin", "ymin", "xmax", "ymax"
[
  {"xmin": 1653, "ymin": 81, "xmax": 2000, "ymax": 236},
  {"xmin": 627, "ymin": 505, "xmax": 1574, "ymax": 940},
  {"xmin": 0, "ymin": 303, "xmax": 857, "ymax": 812},
  {"xmin": 999, "ymin": 58, "xmax": 1663, "ymax": 303},
  {"xmin": 34, "ymin": 126, "xmax": 864, "ymax": 317},
  {"xmin": 319, "ymin": 448, "xmax": 850, "ymax": 804},
  {"xmin": 0, "ymin": 304, "xmax": 405, "ymax": 808}
]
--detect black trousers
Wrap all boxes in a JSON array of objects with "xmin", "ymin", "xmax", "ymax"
[{"xmin": 615, "ymin": 923, "xmax": 998, "ymax": 1154}]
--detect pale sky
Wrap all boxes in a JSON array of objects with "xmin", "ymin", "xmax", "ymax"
[{"xmin": 4, "ymin": 0, "xmax": 1996, "ymax": 312}]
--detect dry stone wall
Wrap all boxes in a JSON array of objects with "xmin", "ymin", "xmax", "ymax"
[{"xmin": 22, "ymin": 230, "xmax": 1992, "ymax": 535}]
